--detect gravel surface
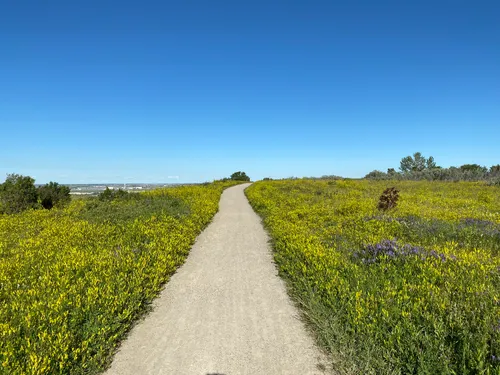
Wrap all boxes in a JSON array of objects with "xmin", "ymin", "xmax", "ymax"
[{"xmin": 105, "ymin": 183, "xmax": 331, "ymax": 375}]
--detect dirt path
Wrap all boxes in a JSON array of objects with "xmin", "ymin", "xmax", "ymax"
[{"xmin": 105, "ymin": 183, "xmax": 331, "ymax": 375}]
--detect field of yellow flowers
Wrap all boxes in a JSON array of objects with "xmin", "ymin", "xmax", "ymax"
[
  {"xmin": 0, "ymin": 181, "xmax": 239, "ymax": 375},
  {"xmin": 246, "ymin": 179, "xmax": 500, "ymax": 375}
]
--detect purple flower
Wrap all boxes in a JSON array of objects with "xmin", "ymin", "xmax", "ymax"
[{"xmin": 352, "ymin": 240, "xmax": 456, "ymax": 264}]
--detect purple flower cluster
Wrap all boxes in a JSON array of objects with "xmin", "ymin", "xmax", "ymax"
[
  {"xmin": 461, "ymin": 218, "xmax": 495, "ymax": 228},
  {"xmin": 364, "ymin": 215, "xmax": 421, "ymax": 225},
  {"xmin": 353, "ymin": 239, "xmax": 455, "ymax": 264},
  {"xmin": 460, "ymin": 218, "xmax": 500, "ymax": 238},
  {"xmin": 394, "ymin": 216, "xmax": 421, "ymax": 225},
  {"xmin": 364, "ymin": 215, "xmax": 500, "ymax": 240},
  {"xmin": 364, "ymin": 215, "xmax": 443, "ymax": 234},
  {"xmin": 459, "ymin": 219, "xmax": 500, "ymax": 245}
]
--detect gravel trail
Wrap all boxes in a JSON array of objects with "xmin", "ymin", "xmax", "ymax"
[{"xmin": 105, "ymin": 183, "xmax": 331, "ymax": 375}]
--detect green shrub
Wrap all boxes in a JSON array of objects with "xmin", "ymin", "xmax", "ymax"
[
  {"xmin": 98, "ymin": 187, "xmax": 129, "ymax": 201},
  {"xmin": 230, "ymin": 171, "xmax": 250, "ymax": 181},
  {"xmin": 0, "ymin": 174, "xmax": 39, "ymax": 214},
  {"xmin": 364, "ymin": 170, "xmax": 389, "ymax": 180},
  {"xmin": 38, "ymin": 182, "xmax": 71, "ymax": 209}
]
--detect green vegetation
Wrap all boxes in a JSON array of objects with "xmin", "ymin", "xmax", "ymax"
[
  {"xmin": 399, "ymin": 152, "xmax": 437, "ymax": 173},
  {"xmin": 79, "ymin": 189, "xmax": 190, "ymax": 225},
  {"xmin": 366, "ymin": 152, "xmax": 500, "ymax": 183},
  {"xmin": 217, "ymin": 171, "xmax": 251, "ymax": 182},
  {"xmin": 0, "ymin": 180, "xmax": 240, "ymax": 374},
  {"xmin": 38, "ymin": 182, "xmax": 71, "ymax": 209},
  {"xmin": 246, "ymin": 179, "xmax": 500, "ymax": 375},
  {"xmin": 230, "ymin": 171, "xmax": 251, "ymax": 181},
  {"xmin": 0, "ymin": 174, "xmax": 71, "ymax": 214},
  {"xmin": 0, "ymin": 174, "xmax": 39, "ymax": 214}
]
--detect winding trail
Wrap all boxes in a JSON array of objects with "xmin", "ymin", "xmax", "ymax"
[{"xmin": 105, "ymin": 183, "xmax": 330, "ymax": 375}]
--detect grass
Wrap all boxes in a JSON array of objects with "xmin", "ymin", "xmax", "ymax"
[{"xmin": 76, "ymin": 191, "xmax": 190, "ymax": 224}]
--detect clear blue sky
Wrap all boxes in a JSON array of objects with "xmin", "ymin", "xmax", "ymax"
[{"xmin": 1, "ymin": 1, "xmax": 499, "ymax": 183}]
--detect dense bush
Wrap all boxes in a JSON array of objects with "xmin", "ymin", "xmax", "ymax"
[
  {"xmin": 230, "ymin": 171, "xmax": 250, "ymax": 181},
  {"xmin": 364, "ymin": 170, "xmax": 388, "ymax": 180},
  {"xmin": 0, "ymin": 174, "xmax": 39, "ymax": 214},
  {"xmin": 98, "ymin": 187, "xmax": 129, "ymax": 202},
  {"xmin": 0, "ymin": 174, "xmax": 71, "ymax": 213},
  {"xmin": 38, "ymin": 182, "xmax": 71, "ymax": 209}
]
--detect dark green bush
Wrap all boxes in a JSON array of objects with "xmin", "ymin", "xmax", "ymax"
[
  {"xmin": 0, "ymin": 174, "xmax": 39, "ymax": 214},
  {"xmin": 98, "ymin": 187, "xmax": 129, "ymax": 201},
  {"xmin": 230, "ymin": 171, "xmax": 250, "ymax": 181},
  {"xmin": 365, "ymin": 170, "xmax": 390, "ymax": 180},
  {"xmin": 38, "ymin": 182, "xmax": 71, "ymax": 209}
]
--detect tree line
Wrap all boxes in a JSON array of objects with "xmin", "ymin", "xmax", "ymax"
[{"xmin": 365, "ymin": 152, "xmax": 500, "ymax": 184}]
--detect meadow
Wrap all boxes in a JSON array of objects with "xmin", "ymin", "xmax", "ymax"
[
  {"xmin": 246, "ymin": 179, "xmax": 500, "ymax": 375},
  {"xmin": 0, "ymin": 181, "xmax": 240, "ymax": 374}
]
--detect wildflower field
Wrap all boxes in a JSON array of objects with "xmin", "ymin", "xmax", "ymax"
[
  {"xmin": 246, "ymin": 179, "xmax": 500, "ymax": 375},
  {"xmin": 0, "ymin": 181, "xmax": 239, "ymax": 374}
]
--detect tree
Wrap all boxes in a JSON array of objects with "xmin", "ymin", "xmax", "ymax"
[
  {"xmin": 230, "ymin": 171, "xmax": 250, "ymax": 181},
  {"xmin": 98, "ymin": 187, "xmax": 128, "ymax": 201},
  {"xmin": 365, "ymin": 170, "xmax": 388, "ymax": 180},
  {"xmin": 387, "ymin": 168, "xmax": 398, "ymax": 176},
  {"xmin": 0, "ymin": 174, "xmax": 39, "ymax": 214},
  {"xmin": 459, "ymin": 164, "xmax": 487, "ymax": 173},
  {"xmin": 38, "ymin": 182, "xmax": 71, "ymax": 209},
  {"xmin": 400, "ymin": 152, "xmax": 437, "ymax": 173},
  {"xmin": 489, "ymin": 165, "xmax": 500, "ymax": 176},
  {"xmin": 426, "ymin": 156, "xmax": 437, "ymax": 169}
]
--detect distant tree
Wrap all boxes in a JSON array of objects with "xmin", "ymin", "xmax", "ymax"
[
  {"xmin": 38, "ymin": 182, "xmax": 71, "ymax": 209},
  {"xmin": 365, "ymin": 170, "xmax": 388, "ymax": 180},
  {"xmin": 387, "ymin": 168, "xmax": 398, "ymax": 177},
  {"xmin": 399, "ymin": 156, "xmax": 414, "ymax": 173},
  {"xmin": 230, "ymin": 171, "xmax": 250, "ymax": 182},
  {"xmin": 400, "ymin": 152, "xmax": 437, "ymax": 173},
  {"xmin": 320, "ymin": 175, "xmax": 343, "ymax": 180},
  {"xmin": 460, "ymin": 164, "xmax": 488, "ymax": 173},
  {"xmin": 489, "ymin": 165, "xmax": 500, "ymax": 176},
  {"xmin": 0, "ymin": 174, "xmax": 39, "ymax": 214},
  {"xmin": 426, "ymin": 156, "xmax": 437, "ymax": 169},
  {"xmin": 98, "ymin": 187, "xmax": 128, "ymax": 201}
]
